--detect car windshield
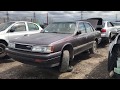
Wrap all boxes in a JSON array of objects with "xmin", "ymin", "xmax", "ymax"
[
  {"xmin": 112, "ymin": 22, "xmax": 120, "ymax": 26},
  {"xmin": 42, "ymin": 22, "xmax": 76, "ymax": 34},
  {"xmin": 0, "ymin": 22, "xmax": 14, "ymax": 31}
]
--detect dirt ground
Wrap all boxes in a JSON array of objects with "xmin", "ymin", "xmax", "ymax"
[{"xmin": 0, "ymin": 43, "xmax": 110, "ymax": 79}]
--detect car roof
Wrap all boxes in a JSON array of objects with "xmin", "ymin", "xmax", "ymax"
[
  {"xmin": 53, "ymin": 20, "xmax": 89, "ymax": 23},
  {"xmin": 112, "ymin": 22, "xmax": 120, "ymax": 23},
  {"xmin": 9, "ymin": 21, "xmax": 35, "ymax": 23}
]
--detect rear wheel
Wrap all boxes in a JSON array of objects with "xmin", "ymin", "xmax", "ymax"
[
  {"xmin": 59, "ymin": 50, "xmax": 73, "ymax": 73},
  {"xmin": 0, "ymin": 43, "xmax": 7, "ymax": 58},
  {"xmin": 89, "ymin": 41, "xmax": 97, "ymax": 54}
]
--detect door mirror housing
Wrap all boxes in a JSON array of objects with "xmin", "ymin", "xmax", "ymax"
[
  {"xmin": 9, "ymin": 27, "xmax": 15, "ymax": 32},
  {"xmin": 76, "ymin": 30, "xmax": 82, "ymax": 35}
]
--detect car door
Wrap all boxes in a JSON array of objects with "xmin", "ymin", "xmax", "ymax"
[
  {"xmin": 84, "ymin": 22, "xmax": 95, "ymax": 49},
  {"xmin": 27, "ymin": 22, "xmax": 43, "ymax": 35},
  {"xmin": 74, "ymin": 22, "xmax": 87, "ymax": 55},
  {"xmin": 7, "ymin": 22, "xmax": 29, "ymax": 40}
]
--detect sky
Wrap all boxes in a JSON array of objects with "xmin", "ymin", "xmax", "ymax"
[{"xmin": 0, "ymin": 11, "xmax": 119, "ymax": 24}]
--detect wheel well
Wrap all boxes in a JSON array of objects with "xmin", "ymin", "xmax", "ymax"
[
  {"xmin": 0, "ymin": 40, "xmax": 8, "ymax": 46},
  {"xmin": 95, "ymin": 38, "xmax": 98, "ymax": 44},
  {"xmin": 62, "ymin": 44, "xmax": 74, "ymax": 60}
]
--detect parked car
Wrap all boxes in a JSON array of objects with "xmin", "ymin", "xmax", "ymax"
[
  {"xmin": 87, "ymin": 18, "xmax": 118, "ymax": 43},
  {"xmin": 108, "ymin": 31, "xmax": 120, "ymax": 78},
  {"xmin": 112, "ymin": 22, "xmax": 120, "ymax": 31},
  {"xmin": 6, "ymin": 20, "xmax": 101, "ymax": 72},
  {"xmin": 0, "ymin": 21, "xmax": 43, "ymax": 58}
]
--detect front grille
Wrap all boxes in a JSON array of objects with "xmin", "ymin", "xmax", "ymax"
[{"xmin": 15, "ymin": 44, "xmax": 32, "ymax": 51}]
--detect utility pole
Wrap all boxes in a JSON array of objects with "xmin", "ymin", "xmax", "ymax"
[
  {"xmin": 6, "ymin": 11, "xmax": 9, "ymax": 22},
  {"xmin": 47, "ymin": 12, "xmax": 48, "ymax": 25},
  {"xmin": 116, "ymin": 14, "xmax": 117, "ymax": 22},
  {"xmin": 33, "ymin": 11, "xmax": 36, "ymax": 22},
  {"xmin": 81, "ymin": 11, "xmax": 83, "ymax": 20}
]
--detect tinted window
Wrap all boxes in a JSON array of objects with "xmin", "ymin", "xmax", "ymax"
[
  {"xmin": 28, "ymin": 23, "xmax": 39, "ymax": 31},
  {"xmin": 10, "ymin": 22, "xmax": 26, "ymax": 32},
  {"xmin": 78, "ymin": 23, "xmax": 86, "ymax": 33},
  {"xmin": 84, "ymin": 23, "xmax": 94, "ymax": 33}
]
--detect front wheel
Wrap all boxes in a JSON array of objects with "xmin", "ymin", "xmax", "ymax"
[
  {"xmin": 59, "ymin": 50, "xmax": 72, "ymax": 73},
  {"xmin": 0, "ymin": 43, "xmax": 7, "ymax": 58},
  {"xmin": 89, "ymin": 41, "xmax": 97, "ymax": 54}
]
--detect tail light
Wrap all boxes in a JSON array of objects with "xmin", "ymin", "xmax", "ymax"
[{"xmin": 101, "ymin": 29, "xmax": 106, "ymax": 32}]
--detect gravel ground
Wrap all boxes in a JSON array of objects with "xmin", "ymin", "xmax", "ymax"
[{"xmin": 0, "ymin": 43, "xmax": 110, "ymax": 79}]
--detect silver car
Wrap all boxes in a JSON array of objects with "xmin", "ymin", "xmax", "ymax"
[
  {"xmin": 101, "ymin": 21, "xmax": 118, "ymax": 43},
  {"xmin": 87, "ymin": 18, "xmax": 118, "ymax": 43},
  {"xmin": 112, "ymin": 22, "xmax": 120, "ymax": 31}
]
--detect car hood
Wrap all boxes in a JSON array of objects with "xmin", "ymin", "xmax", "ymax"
[
  {"xmin": 10, "ymin": 33, "xmax": 72, "ymax": 45},
  {"xmin": 86, "ymin": 18, "xmax": 103, "ymax": 29}
]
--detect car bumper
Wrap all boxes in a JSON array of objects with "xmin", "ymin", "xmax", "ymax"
[
  {"xmin": 101, "ymin": 33, "xmax": 107, "ymax": 38},
  {"xmin": 6, "ymin": 48, "xmax": 61, "ymax": 67}
]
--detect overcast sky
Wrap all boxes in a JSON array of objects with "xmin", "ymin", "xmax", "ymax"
[{"xmin": 0, "ymin": 11, "xmax": 119, "ymax": 24}]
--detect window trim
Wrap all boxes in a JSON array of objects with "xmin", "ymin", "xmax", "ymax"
[{"xmin": 84, "ymin": 22, "xmax": 94, "ymax": 33}]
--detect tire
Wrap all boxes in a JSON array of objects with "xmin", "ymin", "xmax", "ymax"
[
  {"xmin": 59, "ymin": 50, "xmax": 70, "ymax": 73},
  {"xmin": 0, "ymin": 43, "xmax": 7, "ymax": 58},
  {"xmin": 89, "ymin": 41, "xmax": 97, "ymax": 54}
]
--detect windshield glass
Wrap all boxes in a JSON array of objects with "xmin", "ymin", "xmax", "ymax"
[
  {"xmin": 0, "ymin": 22, "xmax": 14, "ymax": 31},
  {"xmin": 112, "ymin": 22, "xmax": 120, "ymax": 26},
  {"xmin": 43, "ymin": 22, "xmax": 76, "ymax": 34}
]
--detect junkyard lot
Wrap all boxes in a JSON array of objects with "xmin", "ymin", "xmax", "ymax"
[{"xmin": 0, "ymin": 43, "xmax": 110, "ymax": 79}]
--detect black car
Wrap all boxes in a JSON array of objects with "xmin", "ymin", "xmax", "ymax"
[
  {"xmin": 108, "ymin": 31, "xmax": 120, "ymax": 78},
  {"xmin": 6, "ymin": 20, "xmax": 101, "ymax": 72}
]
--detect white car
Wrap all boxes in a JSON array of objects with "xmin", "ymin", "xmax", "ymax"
[
  {"xmin": 101, "ymin": 21, "xmax": 118, "ymax": 42},
  {"xmin": 87, "ymin": 18, "xmax": 118, "ymax": 43},
  {"xmin": 0, "ymin": 21, "xmax": 43, "ymax": 58}
]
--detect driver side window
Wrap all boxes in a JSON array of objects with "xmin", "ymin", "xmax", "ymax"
[{"xmin": 78, "ymin": 23, "xmax": 86, "ymax": 33}]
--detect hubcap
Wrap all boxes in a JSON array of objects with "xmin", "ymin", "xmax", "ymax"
[{"xmin": 0, "ymin": 43, "xmax": 6, "ymax": 57}]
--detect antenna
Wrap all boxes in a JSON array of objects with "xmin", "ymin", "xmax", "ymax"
[{"xmin": 116, "ymin": 14, "xmax": 117, "ymax": 22}]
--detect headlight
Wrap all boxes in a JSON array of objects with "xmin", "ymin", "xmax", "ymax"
[
  {"xmin": 32, "ymin": 46, "xmax": 54, "ymax": 53},
  {"xmin": 8, "ymin": 43, "xmax": 15, "ymax": 48}
]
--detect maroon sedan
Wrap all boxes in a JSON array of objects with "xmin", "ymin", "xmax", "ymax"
[{"xmin": 6, "ymin": 20, "xmax": 101, "ymax": 72}]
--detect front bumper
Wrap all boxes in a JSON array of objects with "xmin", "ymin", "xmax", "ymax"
[{"xmin": 6, "ymin": 48, "xmax": 61, "ymax": 67}]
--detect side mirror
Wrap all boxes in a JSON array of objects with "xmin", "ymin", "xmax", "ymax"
[
  {"xmin": 9, "ymin": 27, "xmax": 15, "ymax": 32},
  {"xmin": 76, "ymin": 30, "xmax": 82, "ymax": 35}
]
